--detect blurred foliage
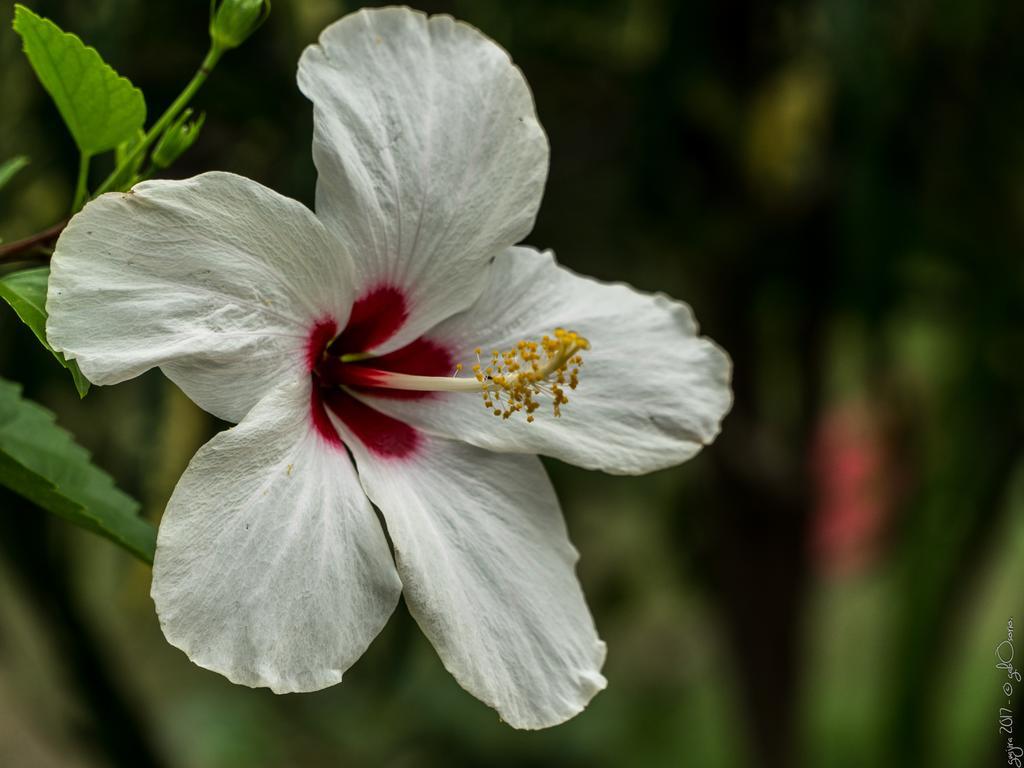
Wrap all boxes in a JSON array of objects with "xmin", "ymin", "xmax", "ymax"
[{"xmin": 1, "ymin": 0, "xmax": 1023, "ymax": 767}]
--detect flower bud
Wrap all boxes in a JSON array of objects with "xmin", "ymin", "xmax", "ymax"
[
  {"xmin": 209, "ymin": 0, "xmax": 270, "ymax": 51},
  {"xmin": 115, "ymin": 129, "xmax": 146, "ymax": 180},
  {"xmin": 152, "ymin": 109, "xmax": 206, "ymax": 170}
]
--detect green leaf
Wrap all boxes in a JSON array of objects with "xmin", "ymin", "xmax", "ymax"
[
  {"xmin": 0, "ymin": 267, "xmax": 89, "ymax": 397},
  {"xmin": 13, "ymin": 5, "xmax": 146, "ymax": 156},
  {"xmin": 0, "ymin": 155, "xmax": 29, "ymax": 191},
  {"xmin": 0, "ymin": 377, "xmax": 156, "ymax": 563}
]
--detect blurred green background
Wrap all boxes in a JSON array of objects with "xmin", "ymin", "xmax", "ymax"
[{"xmin": 2, "ymin": 0, "xmax": 1024, "ymax": 766}]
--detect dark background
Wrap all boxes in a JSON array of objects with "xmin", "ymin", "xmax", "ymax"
[{"xmin": 2, "ymin": 1, "xmax": 1024, "ymax": 766}]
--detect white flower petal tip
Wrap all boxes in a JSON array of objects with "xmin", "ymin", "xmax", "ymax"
[
  {"xmin": 693, "ymin": 337, "xmax": 734, "ymax": 444},
  {"xmin": 493, "ymin": 643, "xmax": 609, "ymax": 730},
  {"xmin": 297, "ymin": 6, "xmax": 549, "ymax": 352},
  {"xmin": 151, "ymin": 381, "xmax": 401, "ymax": 694}
]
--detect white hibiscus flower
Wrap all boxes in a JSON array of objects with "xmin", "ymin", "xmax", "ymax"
[{"xmin": 44, "ymin": 7, "xmax": 732, "ymax": 728}]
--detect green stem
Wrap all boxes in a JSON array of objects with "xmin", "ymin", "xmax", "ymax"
[
  {"xmin": 71, "ymin": 153, "xmax": 90, "ymax": 213},
  {"xmin": 93, "ymin": 45, "xmax": 224, "ymax": 197},
  {"xmin": 0, "ymin": 219, "xmax": 67, "ymax": 262},
  {"xmin": 138, "ymin": 162, "xmax": 157, "ymax": 183}
]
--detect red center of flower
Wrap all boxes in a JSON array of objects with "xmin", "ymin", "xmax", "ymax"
[{"xmin": 307, "ymin": 285, "xmax": 452, "ymax": 459}]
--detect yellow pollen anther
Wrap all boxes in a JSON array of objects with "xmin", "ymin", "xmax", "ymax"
[{"xmin": 463, "ymin": 328, "xmax": 590, "ymax": 423}]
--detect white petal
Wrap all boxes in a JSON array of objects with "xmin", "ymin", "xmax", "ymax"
[
  {"xmin": 333, "ymin": 418, "xmax": 606, "ymax": 729},
  {"xmin": 152, "ymin": 379, "xmax": 401, "ymax": 693},
  {"xmin": 361, "ymin": 247, "xmax": 734, "ymax": 475},
  {"xmin": 47, "ymin": 172, "xmax": 355, "ymax": 422},
  {"xmin": 297, "ymin": 7, "xmax": 548, "ymax": 352}
]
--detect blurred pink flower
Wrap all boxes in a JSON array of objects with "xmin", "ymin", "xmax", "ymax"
[{"xmin": 811, "ymin": 401, "xmax": 894, "ymax": 576}]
